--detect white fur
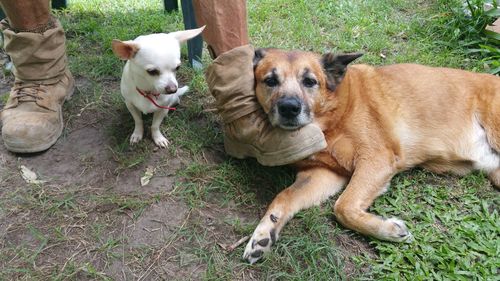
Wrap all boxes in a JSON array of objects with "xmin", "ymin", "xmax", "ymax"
[
  {"xmin": 394, "ymin": 116, "xmax": 499, "ymax": 173},
  {"xmin": 469, "ymin": 116, "xmax": 500, "ymax": 172},
  {"xmin": 115, "ymin": 27, "xmax": 204, "ymax": 147}
]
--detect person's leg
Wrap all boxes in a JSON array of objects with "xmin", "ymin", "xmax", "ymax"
[
  {"xmin": 0, "ymin": 0, "xmax": 50, "ymax": 31},
  {"xmin": 193, "ymin": 1, "xmax": 326, "ymax": 166},
  {"xmin": 192, "ymin": 0, "xmax": 249, "ymax": 58},
  {"xmin": 0, "ymin": 0, "xmax": 74, "ymax": 153}
]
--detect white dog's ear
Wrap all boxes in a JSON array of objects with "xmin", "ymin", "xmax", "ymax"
[
  {"xmin": 111, "ymin": 39, "xmax": 140, "ymax": 60},
  {"xmin": 169, "ymin": 25, "xmax": 206, "ymax": 43}
]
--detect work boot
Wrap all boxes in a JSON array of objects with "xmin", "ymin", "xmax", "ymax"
[
  {"xmin": 206, "ymin": 45, "xmax": 327, "ymax": 166},
  {"xmin": 0, "ymin": 16, "xmax": 74, "ymax": 153}
]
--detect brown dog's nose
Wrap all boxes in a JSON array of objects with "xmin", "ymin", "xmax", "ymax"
[
  {"xmin": 277, "ymin": 97, "xmax": 301, "ymax": 119},
  {"xmin": 165, "ymin": 84, "xmax": 178, "ymax": 94}
]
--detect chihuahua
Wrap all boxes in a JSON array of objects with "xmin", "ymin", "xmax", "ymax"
[{"xmin": 112, "ymin": 26, "xmax": 205, "ymax": 147}]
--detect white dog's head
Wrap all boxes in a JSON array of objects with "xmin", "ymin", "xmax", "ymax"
[{"xmin": 112, "ymin": 26, "xmax": 205, "ymax": 95}]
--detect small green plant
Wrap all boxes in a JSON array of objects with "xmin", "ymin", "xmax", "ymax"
[{"xmin": 441, "ymin": 0, "xmax": 500, "ymax": 74}]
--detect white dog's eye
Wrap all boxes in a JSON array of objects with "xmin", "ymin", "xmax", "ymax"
[
  {"xmin": 175, "ymin": 65, "xmax": 181, "ymax": 71},
  {"xmin": 146, "ymin": 68, "xmax": 160, "ymax": 76}
]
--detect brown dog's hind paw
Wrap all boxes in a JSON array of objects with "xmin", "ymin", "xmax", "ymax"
[
  {"xmin": 488, "ymin": 169, "xmax": 500, "ymax": 189},
  {"xmin": 378, "ymin": 217, "xmax": 414, "ymax": 243}
]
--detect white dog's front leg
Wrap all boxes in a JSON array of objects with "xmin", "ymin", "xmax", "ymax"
[
  {"xmin": 125, "ymin": 101, "xmax": 143, "ymax": 144},
  {"xmin": 151, "ymin": 109, "xmax": 169, "ymax": 148}
]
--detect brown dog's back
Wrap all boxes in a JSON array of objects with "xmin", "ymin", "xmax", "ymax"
[
  {"xmin": 319, "ymin": 63, "xmax": 500, "ymax": 175},
  {"xmin": 382, "ymin": 64, "xmax": 499, "ymax": 169}
]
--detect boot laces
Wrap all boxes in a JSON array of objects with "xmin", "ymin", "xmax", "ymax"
[{"xmin": 12, "ymin": 83, "xmax": 46, "ymax": 102}]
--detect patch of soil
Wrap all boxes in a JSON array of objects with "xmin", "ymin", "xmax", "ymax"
[
  {"xmin": 17, "ymin": 125, "xmax": 113, "ymax": 187},
  {"xmin": 187, "ymin": 202, "xmax": 257, "ymax": 258},
  {"xmin": 0, "ymin": 208, "xmax": 6, "ymax": 245},
  {"xmin": 112, "ymin": 155, "xmax": 182, "ymax": 194},
  {"xmin": 156, "ymin": 257, "xmax": 206, "ymax": 281},
  {"xmin": 106, "ymin": 260, "xmax": 136, "ymax": 281},
  {"xmin": 335, "ymin": 231, "xmax": 376, "ymax": 279},
  {"xmin": 201, "ymin": 146, "xmax": 227, "ymax": 164},
  {"xmin": 104, "ymin": 200, "xmax": 201, "ymax": 280},
  {"xmin": 127, "ymin": 200, "xmax": 188, "ymax": 248},
  {"xmin": 0, "ymin": 76, "xmax": 199, "ymax": 280}
]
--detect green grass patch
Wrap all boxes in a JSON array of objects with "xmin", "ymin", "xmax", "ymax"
[{"xmin": 364, "ymin": 170, "xmax": 499, "ymax": 280}]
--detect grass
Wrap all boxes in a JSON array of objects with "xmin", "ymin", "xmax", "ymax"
[
  {"xmin": 366, "ymin": 171, "xmax": 499, "ymax": 280},
  {"xmin": 0, "ymin": 0, "xmax": 498, "ymax": 280},
  {"xmin": 436, "ymin": 0, "xmax": 500, "ymax": 74}
]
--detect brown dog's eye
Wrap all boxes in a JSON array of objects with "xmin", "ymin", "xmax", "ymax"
[
  {"xmin": 303, "ymin": 77, "xmax": 317, "ymax": 88},
  {"xmin": 146, "ymin": 69, "xmax": 160, "ymax": 76},
  {"xmin": 264, "ymin": 77, "xmax": 279, "ymax": 87}
]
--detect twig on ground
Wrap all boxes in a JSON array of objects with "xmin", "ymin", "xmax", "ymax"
[{"xmin": 217, "ymin": 235, "xmax": 250, "ymax": 252}]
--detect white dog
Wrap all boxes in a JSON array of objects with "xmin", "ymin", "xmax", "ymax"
[{"xmin": 112, "ymin": 26, "xmax": 205, "ymax": 147}]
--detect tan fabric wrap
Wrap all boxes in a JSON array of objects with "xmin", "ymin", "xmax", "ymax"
[
  {"xmin": 206, "ymin": 45, "xmax": 261, "ymax": 123},
  {"xmin": 192, "ymin": 0, "xmax": 249, "ymax": 57},
  {"xmin": 1, "ymin": 16, "xmax": 68, "ymax": 83}
]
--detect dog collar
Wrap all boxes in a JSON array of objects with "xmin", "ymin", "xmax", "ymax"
[{"xmin": 136, "ymin": 87, "xmax": 176, "ymax": 110}]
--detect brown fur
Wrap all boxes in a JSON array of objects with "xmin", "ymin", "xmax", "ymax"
[{"xmin": 243, "ymin": 48, "xmax": 500, "ymax": 263}]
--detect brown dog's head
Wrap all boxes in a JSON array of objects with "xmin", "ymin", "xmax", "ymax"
[{"xmin": 253, "ymin": 48, "xmax": 362, "ymax": 130}]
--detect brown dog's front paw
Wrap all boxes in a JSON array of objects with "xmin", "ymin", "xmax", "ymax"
[{"xmin": 243, "ymin": 225, "xmax": 277, "ymax": 264}]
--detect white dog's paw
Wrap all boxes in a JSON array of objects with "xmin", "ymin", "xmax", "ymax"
[
  {"xmin": 152, "ymin": 133, "xmax": 169, "ymax": 148},
  {"xmin": 378, "ymin": 217, "xmax": 413, "ymax": 243},
  {"xmin": 130, "ymin": 131, "xmax": 143, "ymax": 144},
  {"xmin": 176, "ymin": 86, "xmax": 189, "ymax": 96},
  {"xmin": 243, "ymin": 222, "xmax": 277, "ymax": 264}
]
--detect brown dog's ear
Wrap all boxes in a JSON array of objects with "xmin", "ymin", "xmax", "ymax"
[
  {"xmin": 111, "ymin": 39, "xmax": 140, "ymax": 60},
  {"xmin": 253, "ymin": 48, "xmax": 267, "ymax": 68},
  {"xmin": 322, "ymin": 52, "xmax": 363, "ymax": 91}
]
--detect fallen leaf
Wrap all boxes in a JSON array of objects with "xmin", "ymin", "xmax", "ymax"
[
  {"xmin": 19, "ymin": 165, "xmax": 46, "ymax": 184},
  {"xmin": 140, "ymin": 166, "xmax": 155, "ymax": 186}
]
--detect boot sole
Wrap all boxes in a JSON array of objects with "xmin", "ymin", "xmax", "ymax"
[
  {"xmin": 224, "ymin": 133, "xmax": 328, "ymax": 166},
  {"xmin": 3, "ymin": 79, "xmax": 75, "ymax": 153}
]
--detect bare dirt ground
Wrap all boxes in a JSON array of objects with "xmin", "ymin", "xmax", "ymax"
[{"xmin": 0, "ymin": 76, "xmax": 222, "ymax": 280}]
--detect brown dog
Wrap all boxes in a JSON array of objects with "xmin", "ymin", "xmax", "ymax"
[{"xmin": 242, "ymin": 48, "xmax": 500, "ymax": 263}]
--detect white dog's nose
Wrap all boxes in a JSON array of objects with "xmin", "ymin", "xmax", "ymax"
[{"xmin": 165, "ymin": 84, "xmax": 178, "ymax": 94}]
